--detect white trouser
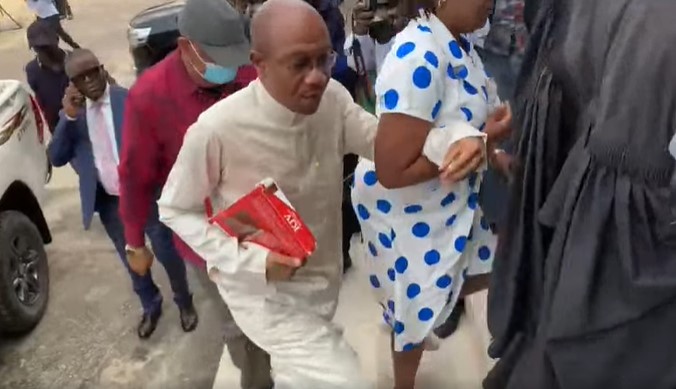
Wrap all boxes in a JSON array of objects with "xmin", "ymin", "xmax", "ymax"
[{"xmin": 213, "ymin": 274, "xmax": 370, "ymax": 389}]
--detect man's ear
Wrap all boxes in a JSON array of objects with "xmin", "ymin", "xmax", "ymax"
[
  {"xmin": 176, "ymin": 37, "xmax": 190, "ymax": 55},
  {"xmin": 250, "ymin": 50, "xmax": 265, "ymax": 76}
]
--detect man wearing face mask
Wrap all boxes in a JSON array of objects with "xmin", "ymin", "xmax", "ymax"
[
  {"xmin": 25, "ymin": 20, "xmax": 70, "ymax": 133},
  {"xmin": 118, "ymin": 0, "xmax": 272, "ymax": 387},
  {"xmin": 47, "ymin": 49, "xmax": 197, "ymax": 340}
]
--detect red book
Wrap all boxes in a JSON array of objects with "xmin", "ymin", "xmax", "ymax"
[{"xmin": 207, "ymin": 178, "xmax": 316, "ymax": 261}]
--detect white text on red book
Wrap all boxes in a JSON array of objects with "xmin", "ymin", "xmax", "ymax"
[{"xmin": 284, "ymin": 213, "xmax": 301, "ymax": 232}]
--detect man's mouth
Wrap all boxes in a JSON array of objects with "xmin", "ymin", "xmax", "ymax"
[{"xmin": 301, "ymin": 92, "xmax": 322, "ymax": 100}]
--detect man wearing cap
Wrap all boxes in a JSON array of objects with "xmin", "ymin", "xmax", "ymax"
[
  {"xmin": 118, "ymin": 0, "xmax": 271, "ymax": 387},
  {"xmin": 25, "ymin": 20, "xmax": 70, "ymax": 133}
]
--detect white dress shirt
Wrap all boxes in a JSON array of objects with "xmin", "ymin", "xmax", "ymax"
[
  {"xmin": 86, "ymin": 86, "xmax": 120, "ymax": 195},
  {"xmin": 467, "ymin": 20, "xmax": 491, "ymax": 48},
  {"xmin": 26, "ymin": 0, "xmax": 59, "ymax": 18},
  {"xmin": 345, "ymin": 33, "xmax": 395, "ymax": 74}
]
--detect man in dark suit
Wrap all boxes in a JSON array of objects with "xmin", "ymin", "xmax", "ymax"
[{"xmin": 48, "ymin": 49, "xmax": 198, "ymax": 339}]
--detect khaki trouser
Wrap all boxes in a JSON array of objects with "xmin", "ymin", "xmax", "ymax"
[{"xmin": 195, "ymin": 270, "xmax": 273, "ymax": 389}]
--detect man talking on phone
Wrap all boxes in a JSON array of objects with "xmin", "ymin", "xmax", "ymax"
[{"xmin": 47, "ymin": 49, "xmax": 197, "ymax": 339}]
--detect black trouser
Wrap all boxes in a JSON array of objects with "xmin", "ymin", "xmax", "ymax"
[
  {"xmin": 342, "ymin": 153, "xmax": 360, "ymax": 264},
  {"xmin": 54, "ymin": 0, "xmax": 72, "ymax": 17},
  {"xmin": 334, "ymin": 67, "xmax": 361, "ymax": 268},
  {"xmin": 39, "ymin": 14, "xmax": 79, "ymax": 49}
]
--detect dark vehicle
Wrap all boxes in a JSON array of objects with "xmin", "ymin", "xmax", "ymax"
[{"xmin": 127, "ymin": 0, "xmax": 184, "ymax": 75}]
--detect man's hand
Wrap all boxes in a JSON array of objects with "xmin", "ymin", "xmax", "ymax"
[
  {"xmin": 352, "ymin": 2, "xmax": 374, "ymax": 35},
  {"xmin": 489, "ymin": 148, "xmax": 514, "ymax": 180},
  {"xmin": 484, "ymin": 104, "xmax": 512, "ymax": 145},
  {"xmin": 62, "ymin": 83, "xmax": 84, "ymax": 119},
  {"xmin": 126, "ymin": 245, "xmax": 154, "ymax": 276},
  {"xmin": 439, "ymin": 137, "xmax": 485, "ymax": 183},
  {"xmin": 104, "ymin": 70, "xmax": 118, "ymax": 86},
  {"xmin": 266, "ymin": 251, "xmax": 303, "ymax": 282}
]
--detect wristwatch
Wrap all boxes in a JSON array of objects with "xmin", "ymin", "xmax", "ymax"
[{"xmin": 125, "ymin": 244, "xmax": 145, "ymax": 256}]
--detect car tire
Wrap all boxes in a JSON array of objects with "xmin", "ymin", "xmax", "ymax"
[{"xmin": 0, "ymin": 210, "xmax": 49, "ymax": 336}]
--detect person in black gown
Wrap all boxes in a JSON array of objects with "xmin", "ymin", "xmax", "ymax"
[{"xmin": 485, "ymin": 0, "xmax": 676, "ymax": 388}]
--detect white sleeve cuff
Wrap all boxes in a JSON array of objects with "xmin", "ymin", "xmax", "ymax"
[
  {"xmin": 423, "ymin": 121, "xmax": 486, "ymax": 167},
  {"xmin": 205, "ymin": 240, "xmax": 270, "ymax": 295}
]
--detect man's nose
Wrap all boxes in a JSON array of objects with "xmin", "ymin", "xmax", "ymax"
[{"xmin": 304, "ymin": 68, "xmax": 328, "ymax": 86}]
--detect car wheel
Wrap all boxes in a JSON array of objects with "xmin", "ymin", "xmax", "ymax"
[{"xmin": 0, "ymin": 210, "xmax": 49, "ymax": 336}]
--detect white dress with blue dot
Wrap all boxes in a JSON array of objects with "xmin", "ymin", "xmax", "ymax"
[{"xmin": 351, "ymin": 12, "xmax": 500, "ymax": 352}]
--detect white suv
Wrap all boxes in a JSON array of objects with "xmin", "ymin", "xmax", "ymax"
[{"xmin": 0, "ymin": 80, "xmax": 52, "ymax": 336}]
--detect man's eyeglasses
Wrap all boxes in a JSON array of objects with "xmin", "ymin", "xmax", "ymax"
[
  {"xmin": 70, "ymin": 65, "xmax": 104, "ymax": 84},
  {"xmin": 286, "ymin": 51, "xmax": 338, "ymax": 77}
]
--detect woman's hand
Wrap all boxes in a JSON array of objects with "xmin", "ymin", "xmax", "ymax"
[
  {"xmin": 484, "ymin": 104, "xmax": 514, "ymax": 180},
  {"xmin": 439, "ymin": 137, "xmax": 486, "ymax": 183},
  {"xmin": 484, "ymin": 104, "xmax": 512, "ymax": 146}
]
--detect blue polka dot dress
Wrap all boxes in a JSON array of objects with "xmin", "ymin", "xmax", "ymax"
[{"xmin": 351, "ymin": 14, "xmax": 500, "ymax": 352}]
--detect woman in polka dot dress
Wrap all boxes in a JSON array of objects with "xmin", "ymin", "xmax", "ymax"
[{"xmin": 351, "ymin": 0, "xmax": 507, "ymax": 385}]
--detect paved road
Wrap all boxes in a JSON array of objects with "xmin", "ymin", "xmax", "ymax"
[{"xmin": 1, "ymin": 1, "xmax": 227, "ymax": 388}]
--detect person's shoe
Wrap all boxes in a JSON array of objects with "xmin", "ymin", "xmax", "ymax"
[
  {"xmin": 137, "ymin": 309, "xmax": 162, "ymax": 339},
  {"xmin": 434, "ymin": 300, "xmax": 465, "ymax": 339},
  {"xmin": 423, "ymin": 331, "xmax": 441, "ymax": 351},
  {"xmin": 342, "ymin": 252, "xmax": 353, "ymax": 274},
  {"xmin": 179, "ymin": 304, "xmax": 199, "ymax": 332}
]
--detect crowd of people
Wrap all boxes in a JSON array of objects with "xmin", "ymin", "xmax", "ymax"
[{"xmin": 19, "ymin": 0, "xmax": 676, "ymax": 388}]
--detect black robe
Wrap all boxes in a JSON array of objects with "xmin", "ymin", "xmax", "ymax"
[{"xmin": 485, "ymin": 0, "xmax": 676, "ymax": 388}]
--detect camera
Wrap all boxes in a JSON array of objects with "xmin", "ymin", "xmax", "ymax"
[
  {"xmin": 364, "ymin": 0, "xmax": 399, "ymax": 43},
  {"xmin": 363, "ymin": 0, "xmax": 391, "ymax": 12}
]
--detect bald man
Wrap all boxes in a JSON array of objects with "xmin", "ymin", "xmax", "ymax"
[{"xmin": 157, "ymin": 0, "xmax": 475, "ymax": 387}]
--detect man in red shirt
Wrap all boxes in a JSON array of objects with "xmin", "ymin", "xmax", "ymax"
[{"xmin": 118, "ymin": 0, "xmax": 272, "ymax": 387}]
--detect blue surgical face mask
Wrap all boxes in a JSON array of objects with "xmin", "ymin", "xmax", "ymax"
[
  {"xmin": 189, "ymin": 42, "xmax": 238, "ymax": 85},
  {"xmin": 202, "ymin": 63, "xmax": 238, "ymax": 85}
]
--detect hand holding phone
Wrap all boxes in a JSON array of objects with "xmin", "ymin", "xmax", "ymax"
[
  {"xmin": 62, "ymin": 83, "xmax": 84, "ymax": 119},
  {"xmin": 352, "ymin": 2, "xmax": 374, "ymax": 35}
]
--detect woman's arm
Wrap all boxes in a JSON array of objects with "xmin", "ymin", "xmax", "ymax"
[
  {"xmin": 376, "ymin": 114, "xmax": 486, "ymax": 188},
  {"xmin": 375, "ymin": 113, "xmax": 438, "ymax": 188},
  {"xmin": 372, "ymin": 35, "xmax": 488, "ymax": 188}
]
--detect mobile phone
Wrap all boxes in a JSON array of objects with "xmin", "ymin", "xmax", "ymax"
[
  {"xmin": 68, "ymin": 84, "xmax": 85, "ymax": 107},
  {"xmin": 72, "ymin": 92, "xmax": 85, "ymax": 108}
]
